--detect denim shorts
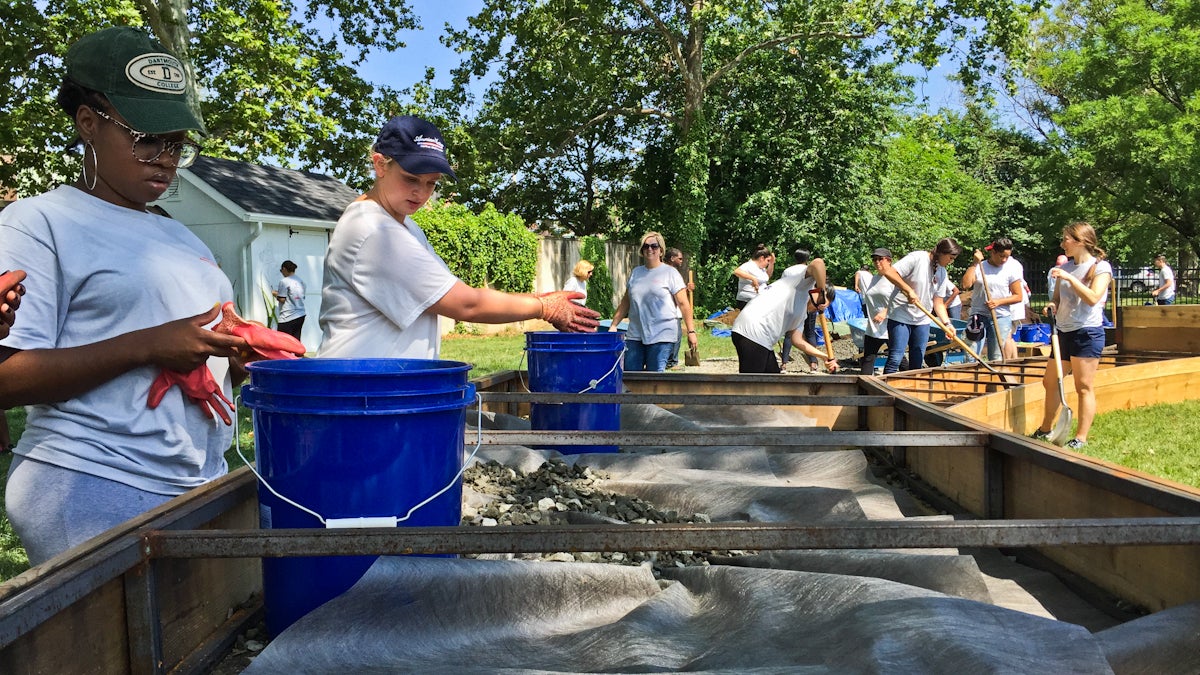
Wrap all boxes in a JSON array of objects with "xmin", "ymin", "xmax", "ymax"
[{"xmin": 1060, "ymin": 326, "xmax": 1105, "ymax": 359}]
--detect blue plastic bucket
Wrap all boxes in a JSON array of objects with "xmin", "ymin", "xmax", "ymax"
[
  {"xmin": 525, "ymin": 331, "xmax": 624, "ymax": 453},
  {"xmin": 243, "ymin": 358, "xmax": 474, "ymax": 636},
  {"xmin": 1016, "ymin": 323, "xmax": 1051, "ymax": 344}
]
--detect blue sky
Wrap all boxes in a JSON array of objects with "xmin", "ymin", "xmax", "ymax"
[
  {"xmin": 356, "ymin": 1, "xmax": 982, "ymax": 120},
  {"xmin": 357, "ymin": 0, "xmax": 486, "ymax": 93}
]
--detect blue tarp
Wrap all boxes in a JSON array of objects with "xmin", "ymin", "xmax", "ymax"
[{"xmin": 825, "ymin": 289, "xmax": 865, "ymax": 322}]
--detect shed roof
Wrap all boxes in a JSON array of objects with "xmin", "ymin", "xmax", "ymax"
[{"xmin": 185, "ymin": 156, "xmax": 360, "ymax": 222}]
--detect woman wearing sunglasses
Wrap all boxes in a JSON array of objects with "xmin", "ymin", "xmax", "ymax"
[
  {"xmin": 0, "ymin": 27, "xmax": 250, "ymax": 565},
  {"xmin": 609, "ymin": 232, "xmax": 696, "ymax": 371}
]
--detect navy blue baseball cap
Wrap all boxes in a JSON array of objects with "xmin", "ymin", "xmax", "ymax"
[{"xmin": 374, "ymin": 115, "xmax": 456, "ymax": 180}]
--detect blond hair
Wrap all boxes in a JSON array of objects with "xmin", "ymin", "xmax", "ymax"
[
  {"xmin": 572, "ymin": 259, "xmax": 594, "ymax": 280},
  {"xmin": 640, "ymin": 231, "xmax": 666, "ymax": 250}
]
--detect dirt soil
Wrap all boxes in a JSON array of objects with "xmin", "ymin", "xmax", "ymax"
[{"xmin": 687, "ymin": 331, "xmax": 863, "ymax": 375}]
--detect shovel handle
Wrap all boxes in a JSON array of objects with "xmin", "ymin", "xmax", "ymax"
[{"xmin": 909, "ymin": 299, "xmax": 1003, "ymax": 376}]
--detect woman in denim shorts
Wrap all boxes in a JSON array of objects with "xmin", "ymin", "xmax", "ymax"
[{"xmin": 1029, "ymin": 222, "xmax": 1112, "ymax": 450}]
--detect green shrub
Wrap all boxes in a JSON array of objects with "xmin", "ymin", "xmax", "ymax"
[
  {"xmin": 415, "ymin": 201, "xmax": 537, "ymax": 292},
  {"xmin": 581, "ymin": 236, "xmax": 615, "ymax": 318}
]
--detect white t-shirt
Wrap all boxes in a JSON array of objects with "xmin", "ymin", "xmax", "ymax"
[
  {"xmin": 1157, "ymin": 264, "xmax": 1175, "ymax": 300},
  {"xmin": 968, "ymin": 258, "xmax": 1024, "ymax": 319},
  {"xmin": 563, "ymin": 276, "xmax": 587, "ymax": 306},
  {"xmin": 735, "ymin": 260, "xmax": 769, "ymax": 303},
  {"xmin": 625, "ymin": 264, "xmax": 686, "ymax": 344},
  {"xmin": 1056, "ymin": 259, "xmax": 1112, "ymax": 332},
  {"xmin": 0, "ymin": 186, "xmax": 234, "ymax": 495},
  {"xmin": 732, "ymin": 265, "xmax": 816, "ymax": 349},
  {"xmin": 862, "ymin": 274, "xmax": 896, "ymax": 339},
  {"xmin": 854, "ymin": 269, "xmax": 872, "ymax": 295},
  {"xmin": 561, "ymin": 273, "xmax": 585, "ymax": 305},
  {"xmin": 276, "ymin": 275, "xmax": 306, "ymax": 322},
  {"xmin": 318, "ymin": 200, "xmax": 459, "ymax": 359},
  {"xmin": 1012, "ymin": 281, "xmax": 1031, "ymax": 322},
  {"xmin": 887, "ymin": 250, "xmax": 946, "ymax": 325}
]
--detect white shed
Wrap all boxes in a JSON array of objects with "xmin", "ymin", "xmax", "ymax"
[{"xmin": 151, "ymin": 157, "xmax": 359, "ymax": 351}]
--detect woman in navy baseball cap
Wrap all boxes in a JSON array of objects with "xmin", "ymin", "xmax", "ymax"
[{"xmin": 317, "ymin": 115, "xmax": 599, "ymax": 359}]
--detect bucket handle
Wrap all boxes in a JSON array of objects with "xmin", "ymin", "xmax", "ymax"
[
  {"xmin": 234, "ymin": 391, "xmax": 485, "ymax": 529},
  {"xmin": 518, "ymin": 345, "xmax": 627, "ymax": 395}
]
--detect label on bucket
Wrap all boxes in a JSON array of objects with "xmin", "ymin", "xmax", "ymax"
[{"xmin": 326, "ymin": 516, "xmax": 400, "ymax": 529}]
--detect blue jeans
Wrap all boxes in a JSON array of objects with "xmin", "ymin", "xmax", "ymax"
[
  {"xmin": 884, "ymin": 320, "xmax": 930, "ymax": 374},
  {"xmin": 974, "ymin": 314, "xmax": 1012, "ymax": 361},
  {"xmin": 1157, "ymin": 297, "xmax": 1175, "ymax": 305},
  {"xmin": 625, "ymin": 340, "xmax": 672, "ymax": 372}
]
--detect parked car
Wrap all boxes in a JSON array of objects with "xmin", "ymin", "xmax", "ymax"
[{"xmin": 1113, "ymin": 267, "xmax": 1158, "ymax": 294}]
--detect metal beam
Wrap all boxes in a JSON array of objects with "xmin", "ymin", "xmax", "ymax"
[
  {"xmin": 146, "ymin": 518, "xmax": 1200, "ymax": 559},
  {"xmin": 479, "ymin": 393, "xmax": 893, "ymax": 406},
  {"xmin": 472, "ymin": 430, "xmax": 987, "ymax": 447}
]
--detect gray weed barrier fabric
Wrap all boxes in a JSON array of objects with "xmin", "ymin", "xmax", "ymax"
[{"xmin": 246, "ymin": 403, "xmax": 1200, "ymax": 674}]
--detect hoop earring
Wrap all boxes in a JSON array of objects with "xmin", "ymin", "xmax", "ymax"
[{"xmin": 82, "ymin": 141, "xmax": 98, "ymax": 191}]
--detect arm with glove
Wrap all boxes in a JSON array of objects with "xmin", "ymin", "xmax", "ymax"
[{"xmin": 431, "ymin": 280, "xmax": 599, "ymax": 333}]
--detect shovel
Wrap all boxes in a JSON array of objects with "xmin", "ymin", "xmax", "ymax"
[
  {"xmin": 1048, "ymin": 323, "xmax": 1075, "ymax": 445},
  {"xmin": 978, "ymin": 260, "xmax": 1005, "ymax": 363},
  {"xmin": 908, "ymin": 296, "xmax": 1008, "ymax": 378},
  {"xmin": 810, "ymin": 289, "xmax": 837, "ymax": 369},
  {"xmin": 685, "ymin": 270, "xmax": 701, "ymax": 366}
]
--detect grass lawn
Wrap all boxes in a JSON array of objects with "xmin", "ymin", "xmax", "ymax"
[{"xmin": 1080, "ymin": 399, "xmax": 1200, "ymax": 488}]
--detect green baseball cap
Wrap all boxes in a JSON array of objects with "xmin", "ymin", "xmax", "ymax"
[{"xmin": 65, "ymin": 27, "xmax": 207, "ymax": 136}]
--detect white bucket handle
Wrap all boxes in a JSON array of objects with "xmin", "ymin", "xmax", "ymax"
[
  {"xmin": 519, "ymin": 344, "xmax": 626, "ymax": 395},
  {"xmin": 235, "ymin": 391, "xmax": 484, "ymax": 528}
]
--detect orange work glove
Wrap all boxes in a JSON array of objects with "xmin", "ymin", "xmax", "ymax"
[
  {"xmin": 215, "ymin": 302, "xmax": 306, "ymax": 361},
  {"xmin": 537, "ymin": 291, "xmax": 600, "ymax": 332}
]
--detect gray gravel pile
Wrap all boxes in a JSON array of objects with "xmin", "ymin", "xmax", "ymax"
[{"xmin": 460, "ymin": 458, "xmax": 751, "ymax": 571}]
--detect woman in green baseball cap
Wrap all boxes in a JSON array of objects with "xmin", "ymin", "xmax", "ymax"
[{"xmin": 0, "ymin": 27, "xmax": 251, "ymax": 566}]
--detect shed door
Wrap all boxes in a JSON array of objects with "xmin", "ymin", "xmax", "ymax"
[{"xmin": 288, "ymin": 229, "xmax": 329, "ymax": 352}]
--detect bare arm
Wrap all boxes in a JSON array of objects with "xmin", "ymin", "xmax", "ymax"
[
  {"xmin": 0, "ymin": 304, "xmax": 246, "ymax": 409},
  {"xmin": 877, "ymin": 258, "xmax": 917, "ymax": 302},
  {"xmin": 609, "ymin": 292, "xmax": 631, "ymax": 331},
  {"xmin": 1052, "ymin": 267, "xmax": 1111, "ymax": 307},
  {"xmin": 785, "ymin": 326, "xmax": 839, "ymax": 372},
  {"xmin": 430, "ymin": 281, "xmax": 543, "ymax": 324},
  {"xmin": 674, "ymin": 288, "xmax": 698, "ymax": 348}
]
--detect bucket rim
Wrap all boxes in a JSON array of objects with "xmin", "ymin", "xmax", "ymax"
[
  {"xmin": 243, "ymin": 383, "xmax": 476, "ymax": 415},
  {"xmin": 246, "ymin": 358, "xmax": 471, "ymax": 375}
]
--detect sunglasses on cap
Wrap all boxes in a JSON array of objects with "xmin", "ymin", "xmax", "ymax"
[{"xmin": 641, "ymin": 242, "xmax": 661, "ymax": 250}]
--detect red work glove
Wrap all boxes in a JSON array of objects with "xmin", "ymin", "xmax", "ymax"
[
  {"xmin": 537, "ymin": 291, "xmax": 600, "ymax": 332},
  {"xmin": 147, "ymin": 365, "xmax": 235, "ymax": 425},
  {"xmin": 215, "ymin": 302, "xmax": 306, "ymax": 361}
]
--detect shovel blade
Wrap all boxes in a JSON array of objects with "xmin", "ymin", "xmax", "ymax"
[
  {"xmin": 1049, "ymin": 407, "xmax": 1074, "ymax": 446},
  {"xmin": 685, "ymin": 347, "xmax": 700, "ymax": 367}
]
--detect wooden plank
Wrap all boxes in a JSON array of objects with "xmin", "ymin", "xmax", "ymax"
[
  {"xmin": 0, "ymin": 578, "xmax": 130, "ymax": 675},
  {"xmin": 1117, "ymin": 304, "xmax": 1200, "ymax": 329}
]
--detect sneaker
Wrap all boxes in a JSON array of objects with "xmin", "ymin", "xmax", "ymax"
[
  {"xmin": 1065, "ymin": 438, "xmax": 1087, "ymax": 450},
  {"xmin": 1028, "ymin": 429, "xmax": 1051, "ymax": 442}
]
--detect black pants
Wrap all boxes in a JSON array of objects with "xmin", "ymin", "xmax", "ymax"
[
  {"xmin": 277, "ymin": 316, "xmax": 305, "ymax": 340},
  {"xmin": 860, "ymin": 335, "xmax": 887, "ymax": 375},
  {"xmin": 732, "ymin": 332, "xmax": 780, "ymax": 373}
]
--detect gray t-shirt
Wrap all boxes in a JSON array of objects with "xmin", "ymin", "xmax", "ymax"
[
  {"xmin": 1057, "ymin": 259, "xmax": 1112, "ymax": 332},
  {"xmin": 625, "ymin": 264, "xmax": 686, "ymax": 344},
  {"xmin": 0, "ymin": 186, "xmax": 234, "ymax": 495},
  {"xmin": 276, "ymin": 275, "xmax": 306, "ymax": 322}
]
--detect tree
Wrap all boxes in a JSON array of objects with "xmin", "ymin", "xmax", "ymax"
[
  {"xmin": 1026, "ymin": 0, "xmax": 1200, "ymax": 256},
  {"xmin": 1, "ymin": 0, "xmax": 419, "ymax": 195},
  {"xmin": 445, "ymin": 0, "xmax": 1043, "ymax": 255}
]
